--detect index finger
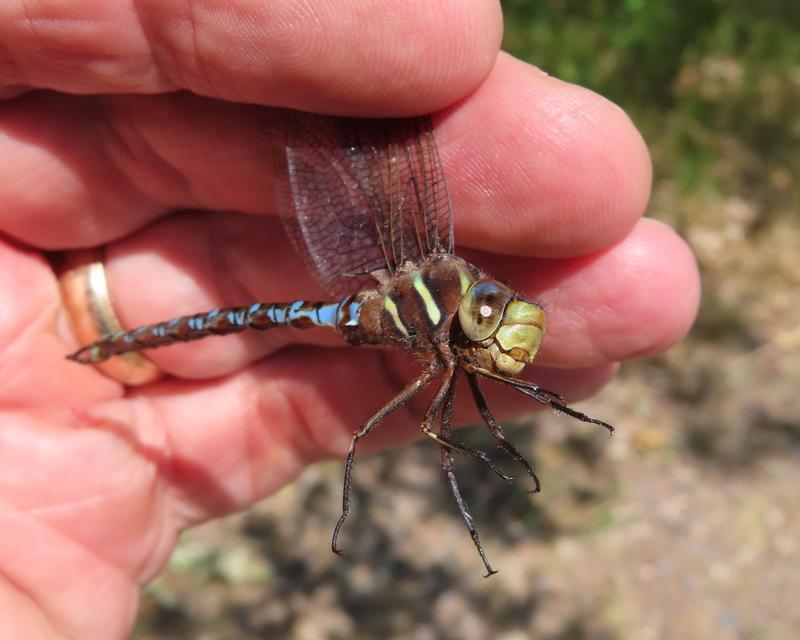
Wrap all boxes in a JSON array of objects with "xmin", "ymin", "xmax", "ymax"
[
  {"xmin": 0, "ymin": 0, "xmax": 502, "ymax": 116},
  {"xmin": 0, "ymin": 55, "xmax": 649, "ymax": 254}
]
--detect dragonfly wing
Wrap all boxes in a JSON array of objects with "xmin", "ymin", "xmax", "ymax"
[{"xmin": 274, "ymin": 112, "xmax": 454, "ymax": 296}]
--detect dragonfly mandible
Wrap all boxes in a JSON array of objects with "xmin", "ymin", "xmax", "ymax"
[{"xmin": 68, "ymin": 112, "xmax": 613, "ymax": 576}]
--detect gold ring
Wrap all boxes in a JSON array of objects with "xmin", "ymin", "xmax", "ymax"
[{"xmin": 60, "ymin": 249, "xmax": 163, "ymax": 386}]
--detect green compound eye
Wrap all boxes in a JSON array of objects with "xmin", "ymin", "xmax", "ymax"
[{"xmin": 458, "ymin": 279, "xmax": 513, "ymax": 341}]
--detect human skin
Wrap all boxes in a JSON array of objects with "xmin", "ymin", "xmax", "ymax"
[{"xmin": 0, "ymin": 1, "xmax": 699, "ymax": 638}]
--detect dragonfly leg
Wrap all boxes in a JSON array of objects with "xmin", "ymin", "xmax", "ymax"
[
  {"xmin": 420, "ymin": 364, "xmax": 513, "ymax": 483},
  {"xmin": 423, "ymin": 432, "xmax": 513, "ymax": 482},
  {"xmin": 469, "ymin": 366, "xmax": 614, "ymax": 436},
  {"xmin": 467, "ymin": 372, "xmax": 542, "ymax": 493},
  {"xmin": 332, "ymin": 368, "xmax": 438, "ymax": 556},
  {"xmin": 438, "ymin": 371, "xmax": 497, "ymax": 577}
]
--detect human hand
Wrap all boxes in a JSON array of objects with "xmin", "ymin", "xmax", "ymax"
[{"xmin": 0, "ymin": 1, "xmax": 698, "ymax": 637}]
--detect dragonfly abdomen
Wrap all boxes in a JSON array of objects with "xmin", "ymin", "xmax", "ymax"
[{"xmin": 67, "ymin": 298, "xmax": 360, "ymax": 365}]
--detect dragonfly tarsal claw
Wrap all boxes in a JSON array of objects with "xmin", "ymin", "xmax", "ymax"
[{"xmin": 331, "ymin": 519, "xmax": 348, "ymax": 557}]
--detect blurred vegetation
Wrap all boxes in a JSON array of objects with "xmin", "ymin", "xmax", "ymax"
[
  {"xmin": 503, "ymin": 0, "xmax": 800, "ymax": 200},
  {"xmin": 137, "ymin": 3, "xmax": 800, "ymax": 638}
]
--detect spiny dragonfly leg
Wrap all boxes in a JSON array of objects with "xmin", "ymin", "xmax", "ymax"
[
  {"xmin": 438, "ymin": 372, "xmax": 497, "ymax": 577},
  {"xmin": 332, "ymin": 370, "xmax": 436, "ymax": 556},
  {"xmin": 472, "ymin": 367, "xmax": 615, "ymax": 437},
  {"xmin": 420, "ymin": 369, "xmax": 513, "ymax": 483},
  {"xmin": 467, "ymin": 373, "xmax": 542, "ymax": 493},
  {"xmin": 522, "ymin": 384, "xmax": 615, "ymax": 436}
]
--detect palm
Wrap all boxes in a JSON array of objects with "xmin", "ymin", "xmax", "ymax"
[{"xmin": 0, "ymin": 3, "xmax": 698, "ymax": 638}]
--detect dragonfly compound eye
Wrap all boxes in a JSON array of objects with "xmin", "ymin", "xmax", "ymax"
[{"xmin": 458, "ymin": 279, "xmax": 514, "ymax": 342}]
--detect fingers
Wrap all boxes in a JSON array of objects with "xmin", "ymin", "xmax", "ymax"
[
  {"xmin": 0, "ymin": 51, "xmax": 679, "ymax": 386},
  {"xmin": 98, "ymin": 212, "xmax": 330, "ymax": 377},
  {"xmin": 476, "ymin": 217, "xmax": 701, "ymax": 367},
  {"xmin": 0, "ymin": 238, "xmax": 121, "ymax": 408},
  {"xmin": 0, "ymin": 228, "xmax": 617, "ymax": 521},
  {"xmin": 0, "ymin": 92, "xmax": 268, "ymax": 248},
  {"xmin": 0, "ymin": 497, "xmax": 137, "ymax": 638},
  {"xmin": 438, "ymin": 53, "xmax": 652, "ymax": 257},
  {"xmin": 0, "ymin": 55, "xmax": 650, "ymax": 256},
  {"xmin": 1, "ymin": 209, "xmax": 695, "ymax": 413},
  {"xmin": 0, "ymin": 0, "xmax": 501, "ymax": 114},
  {"xmin": 59, "ymin": 212, "xmax": 697, "ymax": 379}
]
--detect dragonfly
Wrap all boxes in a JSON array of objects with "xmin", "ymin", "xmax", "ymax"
[{"xmin": 68, "ymin": 112, "xmax": 613, "ymax": 576}]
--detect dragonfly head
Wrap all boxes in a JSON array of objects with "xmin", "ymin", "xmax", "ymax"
[{"xmin": 458, "ymin": 279, "xmax": 546, "ymax": 376}]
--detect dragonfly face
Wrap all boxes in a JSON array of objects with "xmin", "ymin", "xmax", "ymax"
[{"xmin": 458, "ymin": 279, "xmax": 546, "ymax": 376}]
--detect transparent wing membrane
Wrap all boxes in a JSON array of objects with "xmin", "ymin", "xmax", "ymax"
[{"xmin": 274, "ymin": 113, "xmax": 454, "ymax": 296}]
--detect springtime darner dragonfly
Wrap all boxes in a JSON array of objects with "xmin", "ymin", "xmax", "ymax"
[{"xmin": 68, "ymin": 112, "xmax": 613, "ymax": 576}]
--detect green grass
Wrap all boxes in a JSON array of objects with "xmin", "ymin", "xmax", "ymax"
[{"xmin": 503, "ymin": 0, "xmax": 800, "ymax": 201}]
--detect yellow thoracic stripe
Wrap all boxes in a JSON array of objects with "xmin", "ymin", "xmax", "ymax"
[
  {"xmin": 457, "ymin": 267, "xmax": 473, "ymax": 296},
  {"xmin": 383, "ymin": 295, "xmax": 409, "ymax": 337},
  {"xmin": 412, "ymin": 272, "xmax": 442, "ymax": 326}
]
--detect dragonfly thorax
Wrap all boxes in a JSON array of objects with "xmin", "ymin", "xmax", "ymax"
[{"xmin": 458, "ymin": 279, "xmax": 546, "ymax": 376}]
